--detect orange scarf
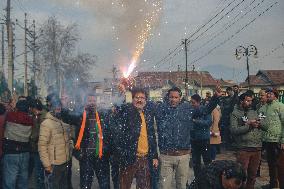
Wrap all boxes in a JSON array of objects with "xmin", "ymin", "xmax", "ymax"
[{"xmin": 75, "ymin": 110, "xmax": 103, "ymax": 158}]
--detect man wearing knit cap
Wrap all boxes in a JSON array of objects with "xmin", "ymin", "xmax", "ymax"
[
  {"xmin": 259, "ymin": 88, "xmax": 284, "ymax": 188},
  {"xmin": 38, "ymin": 96, "xmax": 73, "ymax": 189}
]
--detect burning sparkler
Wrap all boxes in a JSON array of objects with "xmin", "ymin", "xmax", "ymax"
[
  {"xmin": 122, "ymin": 0, "xmax": 163, "ymax": 78},
  {"xmin": 56, "ymin": 0, "xmax": 163, "ymax": 78}
]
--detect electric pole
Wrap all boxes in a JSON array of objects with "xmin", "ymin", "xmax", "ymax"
[
  {"xmin": 1, "ymin": 24, "xmax": 4, "ymax": 74},
  {"xmin": 32, "ymin": 20, "xmax": 36, "ymax": 81},
  {"xmin": 111, "ymin": 65, "xmax": 118, "ymax": 96},
  {"xmin": 183, "ymin": 39, "xmax": 189, "ymax": 97},
  {"xmin": 24, "ymin": 13, "xmax": 28, "ymax": 96},
  {"xmin": 6, "ymin": 0, "xmax": 14, "ymax": 93}
]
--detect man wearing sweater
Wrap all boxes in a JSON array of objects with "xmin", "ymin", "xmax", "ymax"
[{"xmin": 2, "ymin": 99, "xmax": 33, "ymax": 189}]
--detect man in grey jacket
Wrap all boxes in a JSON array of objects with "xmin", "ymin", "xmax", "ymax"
[{"xmin": 230, "ymin": 92, "xmax": 265, "ymax": 189}]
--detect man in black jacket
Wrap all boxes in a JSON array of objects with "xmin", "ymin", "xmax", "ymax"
[
  {"xmin": 187, "ymin": 160, "xmax": 246, "ymax": 189},
  {"xmin": 73, "ymin": 93, "xmax": 111, "ymax": 189},
  {"xmin": 111, "ymin": 87, "xmax": 158, "ymax": 189}
]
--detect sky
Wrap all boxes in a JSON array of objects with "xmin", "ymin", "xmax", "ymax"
[{"xmin": 1, "ymin": 0, "xmax": 284, "ymax": 83}]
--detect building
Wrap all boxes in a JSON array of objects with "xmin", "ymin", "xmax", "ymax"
[
  {"xmin": 88, "ymin": 78, "xmax": 124, "ymax": 108},
  {"xmin": 133, "ymin": 71, "xmax": 220, "ymax": 101},
  {"xmin": 240, "ymin": 70, "xmax": 284, "ymax": 91},
  {"xmin": 240, "ymin": 70, "xmax": 284, "ymax": 102}
]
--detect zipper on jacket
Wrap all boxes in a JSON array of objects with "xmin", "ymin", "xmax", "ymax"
[{"xmin": 54, "ymin": 146, "xmax": 56, "ymax": 160}]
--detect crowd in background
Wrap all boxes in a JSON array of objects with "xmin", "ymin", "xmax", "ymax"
[{"xmin": 0, "ymin": 84, "xmax": 283, "ymax": 189}]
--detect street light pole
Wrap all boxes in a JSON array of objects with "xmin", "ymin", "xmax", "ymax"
[
  {"xmin": 183, "ymin": 39, "xmax": 189, "ymax": 97},
  {"xmin": 246, "ymin": 52, "xmax": 250, "ymax": 87},
  {"xmin": 235, "ymin": 45, "xmax": 258, "ymax": 89}
]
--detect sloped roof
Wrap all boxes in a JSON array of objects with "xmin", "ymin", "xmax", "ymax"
[
  {"xmin": 216, "ymin": 79, "xmax": 236, "ymax": 87},
  {"xmin": 240, "ymin": 70, "xmax": 284, "ymax": 87},
  {"xmin": 240, "ymin": 75, "xmax": 269, "ymax": 87},
  {"xmin": 134, "ymin": 71, "xmax": 217, "ymax": 89},
  {"xmin": 257, "ymin": 70, "xmax": 284, "ymax": 85}
]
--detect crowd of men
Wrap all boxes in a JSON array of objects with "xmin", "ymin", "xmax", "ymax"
[{"xmin": 0, "ymin": 83, "xmax": 283, "ymax": 189}]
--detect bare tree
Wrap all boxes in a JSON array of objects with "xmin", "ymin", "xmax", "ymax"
[{"xmin": 37, "ymin": 16, "xmax": 79, "ymax": 94}]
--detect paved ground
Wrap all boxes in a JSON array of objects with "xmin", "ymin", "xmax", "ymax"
[{"xmin": 70, "ymin": 150, "xmax": 270, "ymax": 189}]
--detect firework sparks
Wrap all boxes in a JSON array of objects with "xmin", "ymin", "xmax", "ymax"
[
  {"xmin": 123, "ymin": 0, "xmax": 163, "ymax": 78},
  {"xmin": 54, "ymin": 0, "xmax": 163, "ymax": 78}
]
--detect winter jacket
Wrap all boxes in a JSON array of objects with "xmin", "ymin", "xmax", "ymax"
[
  {"xmin": 259, "ymin": 100, "xmax": 284, "ymax": 144},
  {"xmin": 30, "ymin": 110, "xmax": 47, "ymax": 152},
  {"xmin": 230, "ymin": 105, "xmax": 263, "ymax": 149},
  {"xmin": 188, "ymin": 160, "xmax": 245, "ymax": 189},
  {"xmin": 156, "ymin": 96, "xmax": 219, "ymax": 152},
  {"xmin": 3, "ymin": 111, "xmax": 33, "ymax": 154},
  {"xmin": 110, "ymin": 103, "xmax": 158, "ymax": 168},
  {"xmin": 156, "ymin": 102, "xmax": 193, "ymax": 152},
  {"xmin": 73, "ymin": 109, "xmax": 111, "ymax": 161},
  {"xmin": 210, "ymin": 108, "xmax": 221, "ymax": 145},
  {"xmin": 190, "ymin": 106, "xmax": 212, "ymax": 141},
  {"xmin": 38, "ymin": 112, "xmax": 73, "ymax": 168}
]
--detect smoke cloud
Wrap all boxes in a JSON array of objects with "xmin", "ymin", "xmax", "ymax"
[{"xmin": 52, "ymin": 0, "xmax": 163, "ymax": 76}]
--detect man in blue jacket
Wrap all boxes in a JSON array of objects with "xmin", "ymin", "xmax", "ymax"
[
  {"xmin": 190, "ymin": 94, "xmax": 212, "ymax": 177},
  {"xmin": 156, "ymin": 87, "xmax": 219, "ymax": 189}
]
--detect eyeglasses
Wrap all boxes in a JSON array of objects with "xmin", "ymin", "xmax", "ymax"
[{"xmin": 134, "ymin": 96, "xmax": 146, "ymax": 100}]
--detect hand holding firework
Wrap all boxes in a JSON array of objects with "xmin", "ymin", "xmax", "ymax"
[{"xmin": 118, "ymin": 77, "xmax": 135, "ymax": 93}]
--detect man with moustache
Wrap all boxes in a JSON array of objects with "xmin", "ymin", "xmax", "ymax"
[
  {"xmin": 73, "ymin": 93, "xmax": 111, "ymax": 189},
  {"xmin": 111, "ymin": 87, "xmax": 158, "ymax": 189}
]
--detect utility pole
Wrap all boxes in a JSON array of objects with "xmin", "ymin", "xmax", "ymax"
[
  {"xmin": 1, "ymin": 24, "xmax": 4, "ymax": 74},
  {"xmin": 183, "ymin": 39, "xmax": 189, "ymax": 97},
  {"xmin": 24, "ymin": 13, "xmax": 28, "ymax": 96},
  {"xmin": 111, "ymin": 65, "xmax": 118, "ymax": 96},
  {"xmin": 6, "ymin": 0, "xmax": 14, "ymax": 93},
  {"xmin": 192, "ymin": 65, "xmax": 196, "ymax": 93},
  {"xmin": 32, "ymin": 20, "xmax": 36, "ymax": 81}
]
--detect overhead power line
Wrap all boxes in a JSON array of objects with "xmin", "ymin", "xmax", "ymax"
[
  {"xmin": 190, "ymin": 1, "xmax": 278, "ymax": 65},
  {"xmin": 189, "ymin": 0, "xmax": 265, "ymax": 55},
  {"xmin": 140, "ymin": 0, "xmax": 244, "ymax": 71},
  {"xmin": 189, "ymin": 0, "xmax": 248, "ymax": 44}
]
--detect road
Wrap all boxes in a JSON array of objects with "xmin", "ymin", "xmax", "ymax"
[{"xmin": 70, "ymin": 150, "xmax": 269, "ymax": 189}]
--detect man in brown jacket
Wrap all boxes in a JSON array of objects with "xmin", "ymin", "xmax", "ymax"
[{"xmin": 38, "ymin": 97, "xmax": 73, "ymax": 189}]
